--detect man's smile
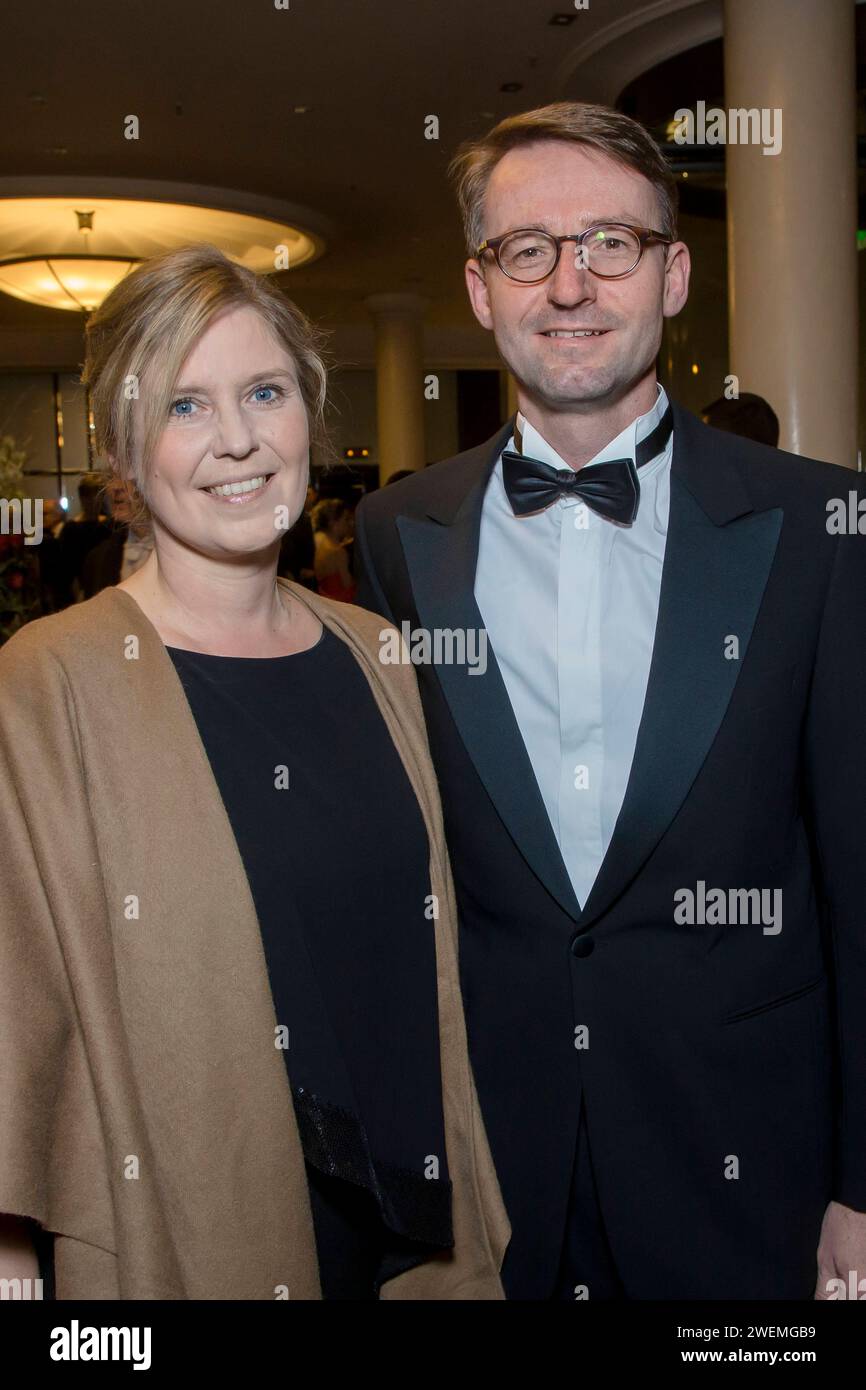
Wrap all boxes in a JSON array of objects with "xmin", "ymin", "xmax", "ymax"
[{"xmin": 538, "ymin": 328, "xmax": 610, "ymax": 339}]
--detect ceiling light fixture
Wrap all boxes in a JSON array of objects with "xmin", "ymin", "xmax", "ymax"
[{"xmin": 0, "ymin": 183, "xmax": 328, "ymax": 312}]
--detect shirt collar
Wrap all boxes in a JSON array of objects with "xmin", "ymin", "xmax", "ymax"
[{"xmin": 513, "ymin": 382, "xmax": 670, "ymax": 472}]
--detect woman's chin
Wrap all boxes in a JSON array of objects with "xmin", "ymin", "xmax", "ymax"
[
  {"xmin": 177, "ymin": 525, "xmax": 286, "ymax": 564},
  {"xmin": 217, "ymin": 530, "xmax": 285, "ymax": 562}
]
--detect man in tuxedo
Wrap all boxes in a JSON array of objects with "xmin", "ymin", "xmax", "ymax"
[{"xmin": 354, "ymin": 101, "xmax": 866, "ymax": 1300}]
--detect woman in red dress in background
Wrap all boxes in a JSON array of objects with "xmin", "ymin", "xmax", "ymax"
[{"xmin": 313, "ymin": 497, "xmax": 357, "ymax": 603}]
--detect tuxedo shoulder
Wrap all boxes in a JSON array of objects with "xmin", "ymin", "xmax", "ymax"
[
  {"xmin": 699, "ymin": 420, "xmax": 866, "ymax": 508},
  {"xmin": 358, "ymin": 454, "xmax": 465, "ymax": 519},
  {"xmin": 357, "ymin": 432, "xmax": 505, "ymax": 531}
]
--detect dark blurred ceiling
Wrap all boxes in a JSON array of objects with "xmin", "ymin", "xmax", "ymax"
[{"xmin": 0, "ymin": 0, "xmax": 860, "ymax": 361}]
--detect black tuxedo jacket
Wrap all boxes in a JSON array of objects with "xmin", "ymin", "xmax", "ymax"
[{"xmin": 354, "ymin": 400, "xmax": 866, "ymax": 1299}]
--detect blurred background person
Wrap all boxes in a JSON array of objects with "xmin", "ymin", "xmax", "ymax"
[
  {"xmin": 278, "ymin": 480, "xmax": 318, "ymax": 589},
  {"xmin": 701, "ymin": 392, "xmax": 780, "ymax": 447},
  {"xmin": 312, "ymin": 496, "xmax": 356, "ymax": 602},
  {"xmin": 56, "ymin": 472, "xmax": 112, "ymax": 604},
  {"xmin": 80, "ymin": 476, "xmax": 153, "ymax": 598},
  {"xmin": 33, "ymin": 497, "xmax": 66, "ymax": 615}
]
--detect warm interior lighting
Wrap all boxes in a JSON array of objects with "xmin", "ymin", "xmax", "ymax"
[
  {"xmin": 0, "ymin": 257, "xmax": 137, "ymax": 312},
  {"xmin": 0, "ymin": 196, "xmax": 324, "ymax": 312}
]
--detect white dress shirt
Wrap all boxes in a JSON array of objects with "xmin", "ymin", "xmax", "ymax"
[{"xmin": 474, "ymin": 383, "xmax": 673, "ymax": 909}]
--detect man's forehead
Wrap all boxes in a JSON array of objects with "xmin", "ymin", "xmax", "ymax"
[
  {"xmin": 490, "ymin": 140, "xmax": 649, "ymax": 186},
  {"xmin": 491, "ymin": 209, "xmax": 639, "ymax": 228},
  {"xmin": 483, "ymin": 149, "xmax": 658, "ymax": 231}
]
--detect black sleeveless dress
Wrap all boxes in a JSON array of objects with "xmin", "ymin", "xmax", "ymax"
[{"xmin": 165, "ymin": 625, "xmax": 452, "ymax": 1298}]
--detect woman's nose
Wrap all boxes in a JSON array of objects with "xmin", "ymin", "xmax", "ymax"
[{"xmin": 212, "ymin": 404, "xmax": 257, "ymax": 457}]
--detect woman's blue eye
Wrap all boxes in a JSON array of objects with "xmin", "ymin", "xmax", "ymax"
[
  {"xmin": 252, "ymin": 384, "xmax": 283, "ymax": 403},
  {"xmin": 168, "ymin": 384, "xmax": 284, "ymax": 418}
]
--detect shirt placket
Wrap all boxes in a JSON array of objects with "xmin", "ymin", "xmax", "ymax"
[{"xmin": 557, "ymin": 495, "xmax": 605, "ymax": 907}]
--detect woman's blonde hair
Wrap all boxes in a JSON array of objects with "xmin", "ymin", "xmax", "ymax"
[{"xmin": 81, "ymin": 243, "xmax": 331, "ymax": 535}]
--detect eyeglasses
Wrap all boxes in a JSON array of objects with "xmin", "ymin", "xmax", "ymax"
[{"xmin": 476, "ymin": 223, "xmax": 674, "ymax": 283}]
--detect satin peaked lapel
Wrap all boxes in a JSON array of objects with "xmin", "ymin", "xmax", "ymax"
[
  {"xmin": 577, "ymin": 406, "xmax": 784, "ymax": 930},
  {"xmin": 396, "ymin": 454, "xmax": 582, "ymax": 923}
]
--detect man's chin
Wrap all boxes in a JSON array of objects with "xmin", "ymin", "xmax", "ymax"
[{"xmin": 525, "ymin": 369, "xmax": 619, "ymax": 410}]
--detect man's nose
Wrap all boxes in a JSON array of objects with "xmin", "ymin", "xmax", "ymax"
[{"xmin": 545, "ymin": 244, "xmax": 597, "ymax": 307}]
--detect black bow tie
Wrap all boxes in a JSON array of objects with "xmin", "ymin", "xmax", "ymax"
[{"xmin": 501, "ymin": 405, "xmax": 673, "ymax": 525}]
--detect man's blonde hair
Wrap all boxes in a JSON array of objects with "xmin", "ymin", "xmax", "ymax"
[
  {"xmin": 448, "ymin": 101, "xmax": 679, "ymax": 256},
  {"xmin": 81, "ymin": 243, "xmax": 330, "ymax": 534}
]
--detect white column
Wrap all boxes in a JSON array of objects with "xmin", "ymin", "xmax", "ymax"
[
  {"xmin": 724, "ymin": 0, "xmax": 857, "ymax": 466},
  {"xmin": 366, "ymin": 293, "xmax": 427, "ymax": 484}
]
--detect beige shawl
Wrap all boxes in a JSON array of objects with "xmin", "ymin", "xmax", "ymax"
[{"xmin": 0, "ymin": 580, "xmax": 509, "ymax": 1298}]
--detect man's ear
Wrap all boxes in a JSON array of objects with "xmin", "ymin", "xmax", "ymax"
[
  {"xmin": 465, "ymin": 257, "xmax": 495, "ymax": 331},
  {"xmin": 662, "ymin": 240, "xmax": 691, "ymax": 319}
]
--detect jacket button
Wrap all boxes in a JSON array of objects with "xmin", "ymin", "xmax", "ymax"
[{"xmin": 570, "ymin": 935, "xmax": 595, "ymax": 958}]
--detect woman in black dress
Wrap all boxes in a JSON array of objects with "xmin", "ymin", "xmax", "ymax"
[
  {"xmin": 0, "ymin": 242, "xmax": 507, "ymax": 1299},
  {"xmin": 166, "ymin": 620, "xmax": 446, "ymax": 1297}
]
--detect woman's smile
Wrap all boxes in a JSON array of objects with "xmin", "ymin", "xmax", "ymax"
[{"xmin": 199, "ymin": 470, "xmax": 277, "ymax": 504}]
